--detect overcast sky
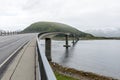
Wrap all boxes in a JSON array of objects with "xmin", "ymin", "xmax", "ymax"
[{"xmin": 0, "ymin": 0, "xmax": 120, "ymax": 32}]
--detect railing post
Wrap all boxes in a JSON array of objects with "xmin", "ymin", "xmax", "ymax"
[{"xmin": 45, "ymin": 38, "xmax": 52, "ymax": 61}]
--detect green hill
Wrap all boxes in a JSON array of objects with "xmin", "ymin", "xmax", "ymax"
[{"xmin": 22, "ymin": 21, "xmax": 93, "ymax": 37}]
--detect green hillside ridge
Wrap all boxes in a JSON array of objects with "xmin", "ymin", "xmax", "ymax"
[{"xmin": 22, "ymin": 21, "xmax": 93, "ymax": 37}]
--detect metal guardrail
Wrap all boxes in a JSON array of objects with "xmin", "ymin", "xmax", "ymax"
[{"xmin": 36, "ymin": 32, "xmax": 57, "ymax": 80}]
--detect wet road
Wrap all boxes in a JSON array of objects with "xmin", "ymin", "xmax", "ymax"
[{"xmin": 0, "ymin": 33, "xmax": 36, "ymax": 65}]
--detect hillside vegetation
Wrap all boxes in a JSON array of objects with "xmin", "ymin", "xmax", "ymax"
[{"xmin": 22, "ymin": 22, "xmax": 93, "ymax": 37}]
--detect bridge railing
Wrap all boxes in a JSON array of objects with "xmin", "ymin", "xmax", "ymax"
[{"xmin": 36, "ymin": 32, "xmax": 57, "ymax": 80}]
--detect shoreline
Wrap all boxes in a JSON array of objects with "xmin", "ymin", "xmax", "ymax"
[{"xmin": 50, "ymin": 62, "xmax": 118, "ymax": 80}]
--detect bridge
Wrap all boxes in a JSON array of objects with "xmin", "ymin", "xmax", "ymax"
[{"xmin": 0, "ymin": 32, "xmax": 79, "ymax": 80}]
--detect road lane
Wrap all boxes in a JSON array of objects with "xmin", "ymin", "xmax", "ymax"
[{"xmin": 0, "ymin": 33, "xmax": 37, "ymax": 66}]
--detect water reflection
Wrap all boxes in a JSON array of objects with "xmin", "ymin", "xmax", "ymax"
[
  {"xmin": 60, "ymin": 43, "xmax": 77, "ymax": 64},
  {"xmin": 51, "ymin": 40, "xmax": 120, "ymax": 79}
]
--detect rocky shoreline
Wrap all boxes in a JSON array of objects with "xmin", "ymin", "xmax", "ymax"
[{"xmin": 50, "ymin": 62, "xmax": 118, "ymax": 80}]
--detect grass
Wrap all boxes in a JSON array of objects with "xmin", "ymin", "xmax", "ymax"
[
  {"xmin": 55, "ymin": 71, "xmax": 78, "ymax": 80},
  {"xmin": 50, "ymin": 62, "xmax": 115, "ymax": 80}
]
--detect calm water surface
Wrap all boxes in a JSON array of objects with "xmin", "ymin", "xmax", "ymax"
[{"xmin": 40, "ymin": 40, "xmax": 120, "ymax": 79}]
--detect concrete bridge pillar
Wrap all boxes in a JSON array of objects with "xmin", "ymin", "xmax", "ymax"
[
  {"xmin": 76, "ymin": 37, "xmax": 79, "ymax": 42},
  {"xmin": 45, "ymin": 38, "xmax": 52, "ymax": 61},
  {"xmin": 72, "ymin": 35, "xmax": 79, "ymax": 45},
  {"xmin": 72, "ymin": 34, "xmax": 75, "ymax": 45},
  {"xmin": 64, "ymin": 35, "xmax": 70, "ymax": 49}
]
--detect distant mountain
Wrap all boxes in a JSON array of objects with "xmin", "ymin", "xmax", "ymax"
[
  {"xmin": 0, "ymin": 30, "xmax": 5, "ymax": 33},
  {"xmin": 85, "ymin": 28, "xmax": 120, "ymax": 37},
  {"xmin": 22, "ymin": 21, "xmax": 93, "ymax": 37},
  {"xmin": 0, "ymin": 30, "xmax": 4, "ymax": 32}
]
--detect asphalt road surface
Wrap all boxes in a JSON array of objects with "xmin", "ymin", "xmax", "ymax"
[{"xmin": 0, "ymin": 33, "xmax": 37, "ymax": 66}]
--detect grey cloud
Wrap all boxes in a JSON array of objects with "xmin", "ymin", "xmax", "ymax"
[
  {"xmin": 0, "ymin": 0, "xmax": 120, "ymax": 34},
  {"xmin": 22, "ymin": 0, "xmax": 41, "ymax": 10}
]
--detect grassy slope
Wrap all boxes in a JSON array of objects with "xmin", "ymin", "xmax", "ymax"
[
  {"xmin": 22, "ymin": 21, "xmax": 93, "ymax": 37},
  {"xmin": 50, "ymin": 62, "xmax": 115, "ymax": 80},
  {"xmin": 55, "ymin": 71, "xmax": 78, "ymax": 80}
]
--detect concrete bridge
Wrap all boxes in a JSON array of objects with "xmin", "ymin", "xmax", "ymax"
[{"xmin": 0, "ymin": 32, "xmax": 79, "ymax": 80}]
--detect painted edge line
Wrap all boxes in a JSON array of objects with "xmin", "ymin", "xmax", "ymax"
[{"xmin": 0, "ymin": 41, "xmax": 29, "ymax": 69}]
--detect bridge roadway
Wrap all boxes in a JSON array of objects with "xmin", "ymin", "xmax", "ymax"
[
  {"xmin": 0, "ymin": 34, "xmax": 37, "ymax": 80},
  {"xmin": 0, "ymin": 33, "xmax": 36, "ymax": 66}
]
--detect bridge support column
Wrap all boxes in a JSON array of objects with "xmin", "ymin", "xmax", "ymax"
[
  {"xmin": 64, "ymin": 35, "xmax": 70, "ymax": 49},
  {"xmin": 72, "ymin": 35, "xmax": 75, "ymax": 45},
  {"xmin": 76, "ymin": 37, "xmax": 79, "ymax": 42},
  {"xmin": 45, "ymin": 38, "xmax": 52, "ymax": 61}
]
